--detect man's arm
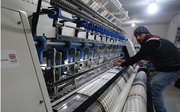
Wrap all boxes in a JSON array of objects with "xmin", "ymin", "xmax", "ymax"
[{"xmin": 121, "ymin": 40, "xmax": 160, "ymax": 67}]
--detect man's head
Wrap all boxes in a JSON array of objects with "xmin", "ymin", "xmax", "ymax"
[{"xmin": 134, "ymin": 26, "xmax": 151, "ymax": 44}]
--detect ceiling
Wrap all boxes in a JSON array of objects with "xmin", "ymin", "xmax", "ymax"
[{"xmin": 119, "ymin": 0, "xmax": 180, "ymax": 26}]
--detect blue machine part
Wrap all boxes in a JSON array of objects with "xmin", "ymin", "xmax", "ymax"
[
  {"xmin": 51, "ymin": 39, "xmax": 96, "ymax": 62},
  {"xmin": 47, "ymin": 8, "xmax": 127, "ymax": 41},
  {"xmin": 51, "ymin": 39, "xmax": 96, "ymax": 75},
  {"xmin": 77, "ymin": 20, "xmax": 89, "ymax": 29},
  {"xmin": 77, "ymin": 20, "xmax": 127, "ymax": 40},
  {"xmin": 48, "ymin": 7, "xmax": 72, "ymax": 21},
  {"xmin": 33, "ymin": 36, "xmax": 47, "ymax": 63}
]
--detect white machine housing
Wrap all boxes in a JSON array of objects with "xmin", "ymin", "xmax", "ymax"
[{"xmin": 1, "ymin": 6, "xmax": 52, "ymax": 112}]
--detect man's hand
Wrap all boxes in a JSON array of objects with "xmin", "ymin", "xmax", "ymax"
[{"xmin": 113, "ymin": 59, "xmax": 125, "ymax": 67}]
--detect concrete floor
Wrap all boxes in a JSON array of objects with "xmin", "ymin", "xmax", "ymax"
[{"xmin": 163, "ymin": 85, "xmax": 180, "ymax": 112}]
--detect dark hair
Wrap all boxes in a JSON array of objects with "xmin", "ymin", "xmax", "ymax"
[{"xmin": 134, "ymin": 26, "xmax": 150, "ymax": 37}]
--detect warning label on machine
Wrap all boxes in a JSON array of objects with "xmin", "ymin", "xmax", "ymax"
[{"xmin": 1, "ymin": 49, "xmax": 20, "ymax": 69}]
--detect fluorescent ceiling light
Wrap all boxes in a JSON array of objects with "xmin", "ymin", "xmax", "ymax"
[{"xmin": 148, "ymin": 2, "xmax": 158, "ymax": 14}]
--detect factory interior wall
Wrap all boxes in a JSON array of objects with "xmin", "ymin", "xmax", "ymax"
[
  {"xmin": 122, "ymin": 24, "xmax": 169, "ymax": 46},
  {"xmin": 122, "ymin": 13, "xmax": 180, "ymax": 46},
  {"xmin": 168, "ymin": 13, "xmax": 180, "ymax": 43}
]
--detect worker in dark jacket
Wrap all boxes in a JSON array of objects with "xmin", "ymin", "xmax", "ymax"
[{"xmin": 114, "ymin": 26, "xmax": 180, "ymax": 112}]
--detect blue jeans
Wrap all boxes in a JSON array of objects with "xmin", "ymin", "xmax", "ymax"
[{"xmin": 150, "ymin": 70, "xmax": 180, "ymax": 112}]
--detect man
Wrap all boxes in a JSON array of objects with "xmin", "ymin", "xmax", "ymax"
[{"xmin": 114, "ymin": 26, "xmax": 180, "ymax": 112}]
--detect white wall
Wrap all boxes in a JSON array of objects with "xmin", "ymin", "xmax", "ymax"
[
  {"xmin": 122, "ymin": 24, "xmax": 169, "ymax": 44},
  {"xmin": 122, "ymin": 13, "xmax": 180, "ymax": 44},
  {"xmin": 121, "ymin": 26, "xmax": 136, "ymax": 43},
  {"xmin": 168, "ymin": 13, "xmax": 180, "ymax": 42}
]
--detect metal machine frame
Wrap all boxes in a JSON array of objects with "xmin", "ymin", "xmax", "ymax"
[{"xmin": 1, "ymin": 0, "xmax": 149, "ymax": 112}]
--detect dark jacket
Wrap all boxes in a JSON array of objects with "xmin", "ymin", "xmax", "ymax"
[{"xmin": 122, "ymin": 36, "xmax": 180, "ymax": 72}]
